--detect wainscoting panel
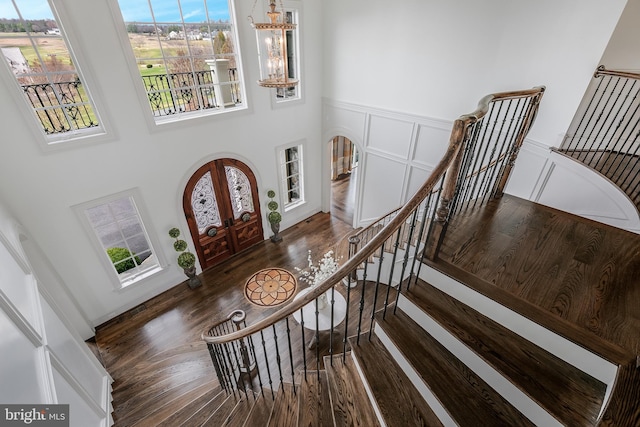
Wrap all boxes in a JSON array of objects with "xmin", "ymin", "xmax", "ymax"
[
  {"xmin": 323, "ymin": 99, "xmax": 640, "ymax": 233},
  {"xmin": 367, "ymin": 114, "xmax": 415, "ymax": 159},
  {"xmin": 359, "ymin": 152, "xmax": 407, "ymax": 223}
]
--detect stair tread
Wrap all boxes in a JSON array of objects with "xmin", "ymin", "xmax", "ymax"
[
  {"xmin": 297, "ymin": 371, "xmax": 334, "ymax": 427},
  {"xmin": 155, "ymin": 383, "xmax": 222, "ymax": 426},
  {"xmin": 350, "ymin": 334, "xmax": 444, "ymax": 427},
  {"xmin": 406, "ymin": 280, "xmax": 607, "ymax": 425},
  {"xmin": 268, "ymin": 382, "xmax": 299, "ymax": 426},
  {"xmin": 180, "ymin": 389, "xmax": 234, "ymax": 426},
  {"xmin": 201, "ymin": 393, "xmax": 246, "ymax": 426},
  {"xmin": 425, "ymin": 259, "xmax": 633, "ymax": 365},
  {"xmin": 243, "ymin": 388, "xmax": 275, "ymax": 427},
  {"xmin": 378, "ymin": 309, "xmax": 536, "ymax": 426},
  {"xmin": 118, "ymin": 372, "xmax": 216, "ymax": 426},
  {"xmin": 324, "ymin": 354, "xmax": 381, "ymax": 427},
  {"xmin": 221, "ymin": 392, "xmax": 257, "ymax": 427}
]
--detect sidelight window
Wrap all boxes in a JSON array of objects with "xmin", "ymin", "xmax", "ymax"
[{"xmin": 278, "ymin": 143, "xmax": 304, "ymax": 210}]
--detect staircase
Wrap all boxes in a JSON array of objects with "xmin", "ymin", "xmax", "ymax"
[
  {"xmin": 199, "ymin": 86, "xmax": 639, "ymax": 425},
  {"xmin": 191, "ymin": 263, "xmax": 614, "ymax": 426}
]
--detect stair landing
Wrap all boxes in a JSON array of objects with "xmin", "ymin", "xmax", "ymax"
[{"xmin": 438, "ymin": 194, "xmax": 640, "ymax": 360}]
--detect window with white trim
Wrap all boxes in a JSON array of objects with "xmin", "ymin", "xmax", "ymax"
[
  {"xmin": 274, "ymin": 9, "xmax": 299, "ymax": 103},
  {"xmin": 278, "ymin": 144, "xmax": 304, "ymax": 210},
  {"xmin": 0, "ymin": 0, "xmax": 103, "ymax": 142},
  {"xmin": 79, "ymin": 192, "xmax": 162, "ymax": 289},
  {"xmin": 115, "ymin": 0, "xmax": 246, "ymax": 122}
]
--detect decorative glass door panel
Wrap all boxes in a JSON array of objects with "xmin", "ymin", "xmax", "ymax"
[{"xmin": 184, "ymin": 159, "xmax": 263, "ymax": 270}]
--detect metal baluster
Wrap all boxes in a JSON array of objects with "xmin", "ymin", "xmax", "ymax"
[
  {"xmin": 314, "ymin": 298, "xmax": 320, "ymax": 382},
  {"xmin": 356, "ymin": 259, "xmax": 369, "ymax": 345},
  {"xmin": 259, "ymin": 330, "xmax": 275, "ymax": 400},
  {"xmin": 383, "ymin": 227, "xmax": 403, "ymax": 319},
  {"xmin": 368, "ymin": 242, "xmax": 386, "ymax": 341},
  {"xmin": 564, "ymin": 70, "xmax": 607, "ymax": 155},
  {"xmin": 247, "ymin": 333, "xmax": 264, "ymax": 398},
  {"xmin": 342, "ymin": 272, "xmax": 352, "ymax": 362},
  {"xmin": 285, "ymin": 318, "xmax": 296, "ymax": 393},
  {"xmin": 299, "ymin": 308, "xmax": 308, "ymax": 382},
  {"xmin": 329, "ymin": 285, "xmax": 335, "ymax": 365},
  {"xmin": 593, "ymin": 79, "xmax": 637, "ymax": 171},
  {"xmin": 271, "ymin": 324, "xmax": 285, "ymax": 390}
]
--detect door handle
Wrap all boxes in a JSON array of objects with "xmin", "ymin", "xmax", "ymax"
[{"xmin": 224, "ymin": 219, "xmax": 229, "ymax": 227}]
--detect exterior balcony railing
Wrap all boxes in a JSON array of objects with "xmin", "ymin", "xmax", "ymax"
[{"xmin": 21, "ymin": 69, "xmax": 242, "ymax": 134}]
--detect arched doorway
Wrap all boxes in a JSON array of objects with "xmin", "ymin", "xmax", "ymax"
[
  {"xmin": 329, "ymin": 136, "xmax": 358, "ymax": 226},
  {"xmin": 183, "ymin": 158, "xmax": 263, "ymax": 270}
]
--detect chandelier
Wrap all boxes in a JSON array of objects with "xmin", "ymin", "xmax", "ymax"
[{"xmin": 249, "ymin": 0, "xmax": 299, "ymax": 88}]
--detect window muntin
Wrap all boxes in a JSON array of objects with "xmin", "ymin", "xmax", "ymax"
[
  {"xmin": 279, "ymin": 144, "xmax": 304, "ymax": 210},
  {"xmin": 274, "ymin": 10, "xmax": 299, "ymax": 103},
  {"xmin": 116, "ymin": 0, "xmax": 245, "ymax": 121},
  {"xmin": 0, "ymin": 0, "xmax": 102, "ymax": 141},
  {"xmin": 83, "ymin": 195, "xmax": 161, "ymax": 288}
]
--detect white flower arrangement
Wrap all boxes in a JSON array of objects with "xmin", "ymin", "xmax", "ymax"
[{"xmin": 295, "ymin": 250, "xmax": 340, "ymax": 287}]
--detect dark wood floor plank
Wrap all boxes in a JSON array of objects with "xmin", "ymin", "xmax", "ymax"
[
  {"xmin": 221, "ymin": 392, "xmax": 257, "ymax": 427},
  {"xmin": 201, "ymin": 394, "xmax": 242, "ymax": 426},
  {"xmin": 297, "ymin": 371, "xmax": 334, "ymax": 427},
  {"xmin": 439, "ymin": 194, "xmax": 640, "ymax": 361},
  {"xmin": 377, "ymin": 309, "xmax": 536, "ymax": 427},
  {"xmin": 242, "ymin": 389, "xmax": 274, "ymax": 427},
  {"xmin": 268, "ymin": 383, "xmax": 299, "ymax": 427},
  {"xmin": 152, "ymin": 383, "xmax": 222, "ymax": 427},
  {"xmin": 350, "ymin": 334, "xmax": 443, "ymax": 427},
  {"xmin": 179, "ymin": 390, "xmax": 232, "ymax": 426},
  {"xmin": 406, "ymin": 281, "xmax": 606, "ymax": 426},
  {"xmin": 324, "ymin": 355, "xmax": 380, "ymax": 427}
]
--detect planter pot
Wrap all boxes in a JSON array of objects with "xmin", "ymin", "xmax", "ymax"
[
  {"xmin": 270, "ymin": 222, "xmax": 282, "ymax": 242},
  {"xmin": 183, "ymin": 266, "xmax": 202, "ymax": 289}
]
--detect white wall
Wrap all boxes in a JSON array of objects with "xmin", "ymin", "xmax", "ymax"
[
  {"xmin": 0, "ymin": 201, "xmax": 112, "ymax": 425},
  {"xmin": 0, "ymin": 0, "xmax": 323, "ymax": 326},
  {"xmin": 322, "ymin": 0, "xmax": 627, "ymax": 146},
  {"xmin": 0, "ymin": 0, "xmax": 633, "ymax": 329}
]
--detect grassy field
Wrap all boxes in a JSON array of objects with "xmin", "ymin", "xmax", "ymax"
[{"xmin": 0, "ymin": 32, "xmax": 219, "ymax": 74}]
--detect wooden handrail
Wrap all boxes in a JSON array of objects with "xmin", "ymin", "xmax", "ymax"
[
  {"xmin": 201, "ymin": 86, "xmax": 545, "ymax": 345},
  {"xmin": 594, "ymin": 65, "xmax": 640, "ymax": 81}
]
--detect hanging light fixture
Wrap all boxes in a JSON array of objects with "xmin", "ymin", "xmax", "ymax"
[{"xmin": 249, "ymin": 0, "xmax": 299, "ymax": 88}]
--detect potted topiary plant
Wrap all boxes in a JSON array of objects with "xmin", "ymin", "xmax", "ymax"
[
  {"xmin": 266, "ymin": 190, "xmax": 282, "ymax": 242},
  {"xmin": 168, "ymin": 227, "xmax": 201, "ymax": 288}
]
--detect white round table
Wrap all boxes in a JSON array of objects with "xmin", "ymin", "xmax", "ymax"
[{"xmin": 292, "ymin": 287, "xmax": 347, "ymax": 348}]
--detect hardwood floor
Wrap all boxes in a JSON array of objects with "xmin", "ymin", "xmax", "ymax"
[
  {"xmin": 331, "ymin": 170, "xmax": 356, "ymax": 225},
  {"xmin": 94, "ymin": 212, "xmax": 389, "ymax": 426},
  {"xmin": 438, "ymin": 194, "xmax": 640, "ymax": 358},
  {"xmin": 94, "ymin": 193, "xmax": 640, "ymax": 425}
]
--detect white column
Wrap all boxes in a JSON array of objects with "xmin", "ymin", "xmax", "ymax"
[{"xmin": 205, "ymin": 59, "xmax": 235, "ymax": 108}]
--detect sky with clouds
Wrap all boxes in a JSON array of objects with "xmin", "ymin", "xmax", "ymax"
[{"xmin": 2, "ymin": 0, "xmax": 230, "ymax": 23}]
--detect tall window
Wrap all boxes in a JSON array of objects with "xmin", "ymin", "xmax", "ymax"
[
  {"xmin": 275, "ymin": 9, "xmax": 299, "ymax": 103},
  {"xmin": 0, "ymin": 0, "xmax": 102, "ymax": 142},
  {"xmin": 279, "ymin": 144, "xmax": 304, "ymax": 210},
  {"xmin": 78, "ymin": 192, "xmax": 162, "ymax": 289},
  {"xmin": 116, "ymin": 0, "xmax": 245, "ymax": 121}
]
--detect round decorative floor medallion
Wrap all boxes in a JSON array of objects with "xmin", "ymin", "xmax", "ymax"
[{"xmin": 245, "ymin": 268, "xmax": 297, "ymax": 307}]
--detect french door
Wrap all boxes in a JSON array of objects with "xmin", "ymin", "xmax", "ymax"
[{"xmin": 183, "ymin": 159, "xmax": 264, "ymax": 270}]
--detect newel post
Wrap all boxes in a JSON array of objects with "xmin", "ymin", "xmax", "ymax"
[{"xmin": 424, "ymin": 120, "xmax": 467, "ymax": 260}]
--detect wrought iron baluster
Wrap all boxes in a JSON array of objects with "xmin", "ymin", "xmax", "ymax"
[
  {"xmin": 368, "ymin": 242, "xmax": 385, "ymax": 341},
  {"xmin": 259, "ymin": 330, "xmax": 275, "ymax": 400}
]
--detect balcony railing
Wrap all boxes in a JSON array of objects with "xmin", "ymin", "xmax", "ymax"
[
  {"xmin": 141, "ymin": 69, "xmax": 242, "ymax": 117},
  {"xmin": 21, "ymin": 69, "xmax": 242, "ymax": 134},
  {"xmin": 22, "ymin": 79, "xmax": 98, "ymax": 135}
]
